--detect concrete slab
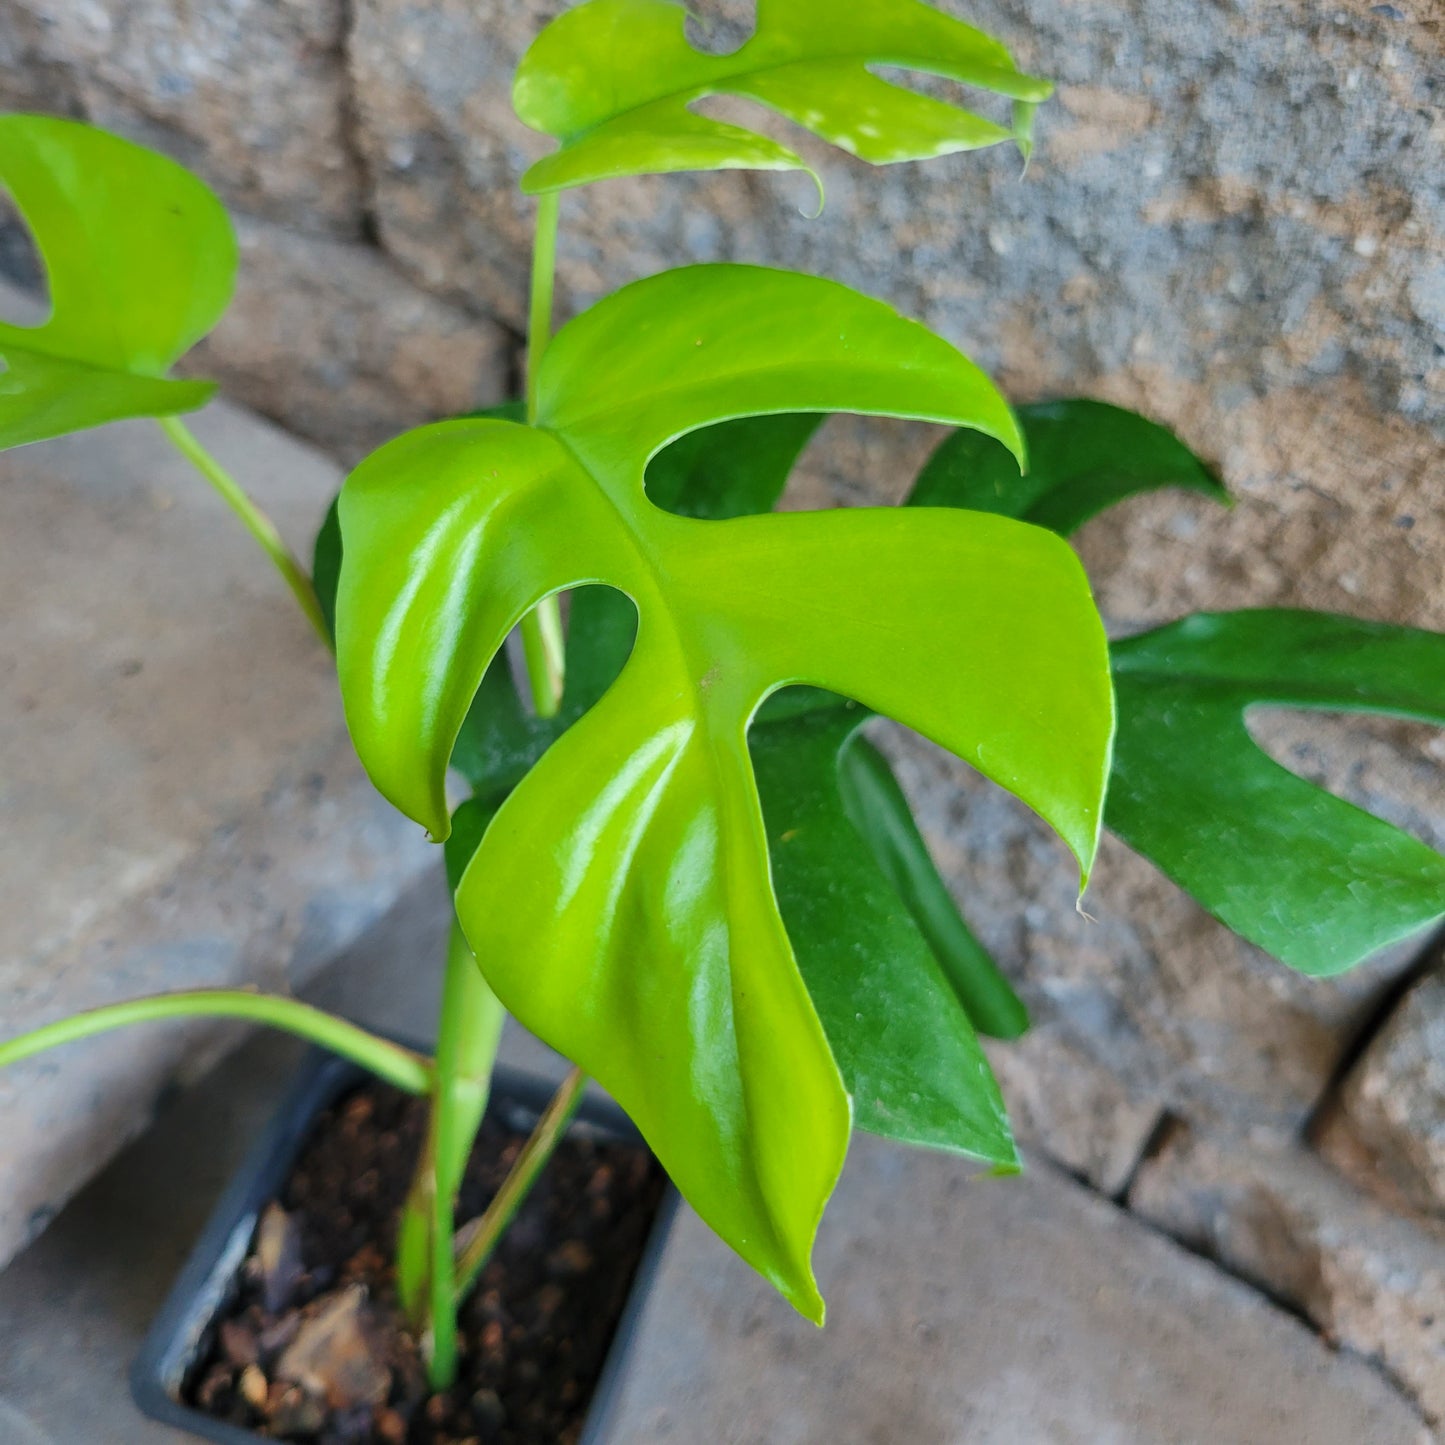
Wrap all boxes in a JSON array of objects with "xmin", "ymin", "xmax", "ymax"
[
  {"xmin": 0, "ymin": 389, "xmax": 433, "ymax": 1267},
  {"xmin": 607, "ymin": 1143, "xmax": 1429, "ymax": 1445}
]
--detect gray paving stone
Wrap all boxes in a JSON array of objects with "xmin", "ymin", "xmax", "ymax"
[
  {"xmin": 0, "ymin": 389, "xmax": 433, "ymax": 1269},
  {"xmin": 606, "ymin": 1141, "xmax": 1429, "ymax": 1445}
]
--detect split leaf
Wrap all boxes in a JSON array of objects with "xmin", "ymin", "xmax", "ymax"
[
  {"xmin": 336, "ymin": 263, "xmax": 1112, "ymax": 1318},
  {"xmin": 0, "ymin": 115, "xmax": 234, "ymax": 448},
  {"xmin": 1109, "ymin": 610, "xmax": 1445, "ymax": 977},
  {"xmin": 514, "ymin": 0, "xmax": 1050, "ymax": 194}
]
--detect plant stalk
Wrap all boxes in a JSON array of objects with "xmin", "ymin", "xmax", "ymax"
[
  {"xmin": 453, "ymin": 1065, "xmax": 587, "ymax": 1300},
  {"xmin": 157, "ymin": 415, "xmax": 332, "ymax": 649},
  {"xmin": 520, "ymin": 188, "xmax": 566, "ymax": 718},
  {"xmin": 0, "ymin": 990, "xmax": 433, "ymax": 1095},
  {"xmin": 397, "ymin": 920, "xmax": 506, "ymax": 1391}
]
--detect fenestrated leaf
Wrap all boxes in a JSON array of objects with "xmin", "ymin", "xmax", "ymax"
[
  {"xmin": 0, "ymin": 114, "xmax": 235, "ymax": 447},
  {"xmin": 513, "ymin": 0, "xmax": 1050, "ymax": 195},
  {"xmin": 448, "ymin": 414, "xmax": 818, "ymax": 795},
  {"xmin": 1109, "ymin": 611, "xmax": 1445, "ymax": 977},
  {"xmin": 447, "ymin": 408, "xmax": 1024, "ymax": 1128},
  {"xmin": 754, "ymin": 703, "xmax": 1018, "ymax": 1160},
  {"xmin": 838, "ymin": 733, "xmax": 1028, "ymax": 1040},
  {"xmin": 450, "ymin": 584, "xmax": 638, "ymax": 800},
  {"xmin": 336, "ymin": 262, "xmax": 1113, "ymax": 1319},
  {"xmin": 908, "ymin": 398, "xmax": 1228, "ymax": 534}
]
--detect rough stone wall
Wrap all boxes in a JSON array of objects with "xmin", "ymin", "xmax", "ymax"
[{"xmin": 0, "ymin": 0, "xmax": 1442, "ymax": 1423}]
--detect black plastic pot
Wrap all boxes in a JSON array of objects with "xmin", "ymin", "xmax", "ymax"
[{"xmin": 131, "ymin": 1046, "xmax": 678, "ymax": 1444}]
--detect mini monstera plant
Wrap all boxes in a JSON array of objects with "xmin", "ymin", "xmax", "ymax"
[{"xmin": 2, "ymin": 0, "xmax": 1444, "ymax": 1425}]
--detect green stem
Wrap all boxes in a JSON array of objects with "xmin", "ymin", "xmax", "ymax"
[
  {"xmin": 518, "ymin": 605, "xmax": 565, "ymax": 718},
  {"xmin": 526, "ymin": 190, "xmax": 560, "ymax": 424},
  {"xmin": 520, "ymin": 188, "xmax": 566, "ymax": 718},
  {"xmin": 453, "ymin": 1065, "xmax": 587, "ymax": 1301},
  {"xmin": 0, "ymin": 991, "xmax": 433, "ymax": 1096},
  {"xmin": 396, "ymin": 921, "xmax": 506, "ymax": 1391},
  {"xmin": 157, "ymin": 415, "xmax": 332, "ymax": 649}
]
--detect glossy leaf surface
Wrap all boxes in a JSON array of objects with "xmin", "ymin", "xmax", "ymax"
[
  {"xmin": 1109, "ymin": 611, "xmax": 1445, "ymax": 976},
  {"xmin": 909, "ymin": 398, "xmax": 1227, "ymax": 533},
  {"xmin": 514, "ymin": 0, "xmax": 1050, "ymax": 194},
  {"xmin": 754, "ymin": 704, "xmax": 1018, "ymax": 1160},
  {"xmin": 433, "ymin": 408, "xmax": 1022, "ymax": 1130},
  {"xmin": 336, "ymin": 264, "xmax": 1113, "ymax": 1317},
  {"xmin": 0, "ymin": 114, "xmax": 234, "ymax": 447}
]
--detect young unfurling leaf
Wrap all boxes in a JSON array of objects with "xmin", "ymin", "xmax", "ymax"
[
  {"xmin": 0, "ymin": 115, "xmax": 234, "ymax": 448},
  {"xmin": 514, "ymin": 0, "xmax": 1050, "ymax": 194},
  {"xmin": 336, "ymin": 264, "xmax": 1113, "ymax": 1318}
]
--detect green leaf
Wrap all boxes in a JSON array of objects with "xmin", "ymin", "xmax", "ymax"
[
  {"xmin": 838, "ymin": 733, "xmax": 1029, "ymax": 1039},
  {"xmin": 754, "ymin": 704, "xmax": 1018, "ymax": 1161},
  {"xmin": 1109, "ymin": 610, "xmax": 1445, "ymax": 977},
  {"xmin": 909, "ymin": 398, "xmax": 1228, "ymax": 536},
  {"xmin": 450, "ymin": 584, "xmax": 638, "ymax": 801},
  {"xmin": 312, "ymin": 496, "xmax": 344, "ymax": 641},
  {"xmin": 0, "ymin": 114, "xmax": 235, "ymax": 447},
  {"xmin": 514, "ymin": 0, "xmax": 1051, "ymax": 195},
  {"xmin": 646, "ymin": 411, "xmax": 822, "ymax": 518},
  {"xmin": 312, "ymin": 401, "xmax": 528, "ymax": 648},
  {"xmin": 336, "ymin": 263, "xmax": 1112, "ymax": 1318}
]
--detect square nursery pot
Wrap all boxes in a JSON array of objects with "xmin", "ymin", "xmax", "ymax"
[{"xmin": 132, "ymin": 1046, "xmax": 679, "ymax": 1444}]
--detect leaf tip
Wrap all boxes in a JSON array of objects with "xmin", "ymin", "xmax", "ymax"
[
  {"xmin": 788, "ymin": 1276, "xmax": 827, "ymax": 1328},
  {"xmin": 1012, "ymin": 100, "xmax": 1041, "ymax": 174},
  {"xmin": 797, "ymin": 166, "xmax": 826, "ymax": 221}
]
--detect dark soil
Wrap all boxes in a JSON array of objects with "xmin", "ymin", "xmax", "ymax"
[{"xmin": 183, "ymin": 1079, "xmax": 667, "ymax": 1444}]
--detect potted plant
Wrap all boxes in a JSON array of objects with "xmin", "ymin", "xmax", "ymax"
[{"xmin": 1, "ymin": 0, "xmax": 1442, "ymax": 1440}]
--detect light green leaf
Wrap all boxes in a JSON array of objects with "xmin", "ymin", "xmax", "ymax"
[
  {"xmin": 1109, "ymin": 610, "xmax": 1445, "ymax": 977},
  {"xmin": 909, "ymin": 398, "xmax": 1228, "ymax": 535},
  {"xmin": 541, "ymin": 264, "xmax": 1024, "ymax": 483},
  {"xmin": 514, "ymin": 0, "xmax": 1051, "ymax": 194},
  {"xmin": 0, "ymin": 114, "xmax": 235, "ymax": 447},
  {"xmin": 754, "ymin": 703, "xmax": 1019, "ymax": 1159},
  {"xmin": 336, "ymin": 263, "xmax": 1112, "ymax": 1317}
]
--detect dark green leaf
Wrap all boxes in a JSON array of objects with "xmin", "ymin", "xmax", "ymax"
[
  {"xmin": 755, "ymin": 704, "xmax": 1018, "ymax": 1163},
  {"xmin": 839, "ymin": 734, "xmax": 1029, "ymax": 1039},
  {"xmin": 312, "ymin": 497, "xmax": 343, "ymax": 642},
  {"xmin": 909, "ymin": 398, "xmax": 1227, "ymax": 536},
  {"xmin": 1109, "ymin": 610, "xmax": 1445, "ymax": 976},
  {"xmin": 645, "ymin": 412, "xmax": 822, "ymax": 518}
]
